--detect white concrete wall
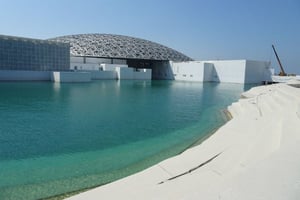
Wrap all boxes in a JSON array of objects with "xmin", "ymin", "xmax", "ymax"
[
  {"xmin": 0, "ymin": 70, "xmax": 51, "ymax": 81},
  {"xmin": 101, "ymin": 64, "xmax": 128, "ymax": 71},
  {"xmin": 71, "ymin": 63, "xmax": 129, "ymax": 72},
  {"xmin": 203, "ymin": 63, "xmax": 214, "ymax": 82},
  {"xmin": 115, "ymin": 67, "xmax": 151, "ymax": 80},
  {"xmin": 71, "ymin": 63, "xmax": 103, "ymax": 71},
  {"xmin": 0, "ymin": 60, "xmax": 271, "ymax": 83},
  {"xmin": 168, "ymin": 61, "xmax": 215, "ymax": 82},
  {"xmin": 90, "ymin": 71, "xmax": 117, "ymax": 80},
  {"xmin": 170, "ymin": 61, "xmax": 207, "ymax": 82},
  {"xmin": 70, "ymin": 63, "xmax": 150, "ymax": 80},
  {"xmin": 169, "ymin": 60, "xmax": 272, "ymax": 84},
  {"xmin": 51, "ymin": 72, "xmax": 91, "ymax": 83},
  {"xmin": 152, "ymin": 62, "xmax": 174, "ymax": 80},
  {"xmin": 133, "ymin": 69, "xmax": 152, "ymax": 80},
  {"xmin": 245, "ymin": 60, "xmax": 272, "ymax": 83},
  {"xmin": 116, "ymin": 67, "xmax": 133, "ymax": 80},
  {"xmin": 205, "ymin": 60, "xmax": 246, "ymax": 83}
]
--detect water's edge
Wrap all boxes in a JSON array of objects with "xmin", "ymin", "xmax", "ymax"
[{"xmin": 47, "ymin": 112, "xmax": 232, "ymax": 200}]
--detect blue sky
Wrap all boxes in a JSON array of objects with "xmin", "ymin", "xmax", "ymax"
[{"xmin": 0, "ymin": 0, "xmax": 299, "ymax": 74}]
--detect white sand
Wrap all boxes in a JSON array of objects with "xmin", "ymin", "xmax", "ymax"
[{"xmin": 67, "ymin": 83, "xmax": 300, "ymax": 200}]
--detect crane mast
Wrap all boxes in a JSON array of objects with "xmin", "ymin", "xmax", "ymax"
[{"xmin": 272, "ymin": 44, "xmax": 286, "ymax": 76}]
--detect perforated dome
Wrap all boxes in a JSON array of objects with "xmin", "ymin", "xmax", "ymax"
[{"xmin": 50, "ymin": 34, "xmax": 192, "ymax": 62}]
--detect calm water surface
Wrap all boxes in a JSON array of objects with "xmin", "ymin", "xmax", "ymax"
[{"xmin": 0, "ymin": 80, "xmax": 253, "ymax": 199}]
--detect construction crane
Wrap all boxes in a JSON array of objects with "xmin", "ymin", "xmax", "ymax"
[{"xmin": 272, "ymin": 44, "xmax": 287, "ymax": 76}]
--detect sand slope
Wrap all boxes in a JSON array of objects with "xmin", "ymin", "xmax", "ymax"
[{"xmin": 67, "ymin": 83, "xmax": 300, "ymax": 200}]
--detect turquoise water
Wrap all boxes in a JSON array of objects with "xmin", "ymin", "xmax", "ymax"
[{"xmin": 0, "ymin": 80, "xmax": 253, "ymax": 199}]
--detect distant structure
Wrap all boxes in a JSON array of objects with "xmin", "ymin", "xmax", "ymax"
[
  {"xmin": 0, "ymin": 33, "xmax": 273, "ymax": 83},
  {"xmin": 167, "ymin": 60, "xmax": 273, "ymax": 84},
  {"xmin": 0, "ymin": 35, "xmax": 70, "ymax": 71}
]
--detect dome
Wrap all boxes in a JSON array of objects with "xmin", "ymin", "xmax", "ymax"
[{"xmin": 49, "ymin": 34, "xmax": 192, "ymax": 62}]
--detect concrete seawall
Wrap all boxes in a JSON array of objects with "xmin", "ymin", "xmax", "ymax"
[{"xmin": 67, "ymin": 83, "xmax": 300, "ymax": 200}]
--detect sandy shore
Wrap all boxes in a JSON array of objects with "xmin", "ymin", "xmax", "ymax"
[{"xmin": 67, "ymin": 83, "xmax": 300, "ymax": 200}]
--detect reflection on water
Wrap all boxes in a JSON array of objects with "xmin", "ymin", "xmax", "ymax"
[{"xmin": 0, "ymin": 80, "xmax": 253, "ymax": 199}]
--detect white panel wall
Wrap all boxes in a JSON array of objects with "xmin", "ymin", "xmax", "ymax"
[
  {"xmin": 4, "ymin": 58, "xmax": 270, "ymax": 83},
  {"xmin": 0, "ymin": 70, "xmax": 51, "ymax": 81},
  {"xmin": 71, "ymin": 63, "xmax": 130, "ymax": 71},
  {"xmin": 205, "ymin": 60, "xmax": 246, "ymax": 83},
  {"xmin": 101, "ymin": 64, "xmax": 128, "ymax": 71},
  {"xmin": 170, "ymin": 61, "xmax": 205, "ymax": 81},
  {"xmin": 116, "ymin": 67, "xmax": 133, "ymax": 79},
  {"xmin": 245, "ymin": 60, "xmax": 272, "ymax": 83},
  {"xmin": 152, "ymin": 62, "xmax": 174, "ymax": 80},
  {"xmin": 90, "ymin": 71, "xmax": 117, "ymax": 80},
  {"xmin": 71, "ymin": 63, "xmax": 103, "ymax": 71},
  {"xmin": 115, "ymin": 67, "xmax": 151, "ymax": 80},
  {"xmin": 51, "ymin": 72, "xmax": 91, "ymax": 82},
  {"xmin": 203, "ymin": 63, "xmax": 214, "ymax": 82},
  {"xmin": 169, "ymin": 60, "xmax": 272, "ymax": 84}
]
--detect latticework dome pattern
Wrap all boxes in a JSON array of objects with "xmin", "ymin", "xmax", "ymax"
[{"xmin": 50, "ymin": 34, "xmax": 192, "ymax": 62}]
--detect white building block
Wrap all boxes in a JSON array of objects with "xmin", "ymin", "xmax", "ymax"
[{"xmin": 51, "ymin": 72, "xmax": 91, "ymax": 82}]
